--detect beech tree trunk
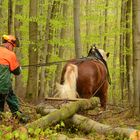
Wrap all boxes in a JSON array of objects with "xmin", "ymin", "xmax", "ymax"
[
  {"xmin": 36, "ymin": 101, "xmax": 140, "ymax": 140},
  {"xmin": 0, "ymin": 0, "xmax": 3, "ymax": 42},
  {"xmin": 103, "ymin": 0, "xmax": 108, "ymax": 51},
  {"xmin": 45, "ymin": 0, "xmax": 61, "ymax": 96},
  {"xmin": 8, "ymin": 0, "xmax": 13, "ymax": 34},
  {"xmin": 126, "ymin": 0, "xmax": 132, "ymax": 103},
  {"xmin": 120, "ymin": 0, "xmax": 126, "ymax": 102},
  {"xmin": 68, "ymin": 114, "xmax": 140, "ymax": 140},
  {"xmin": 132, "ymin": 0, "xmax": 140, "ymax": 115},
  {"xmin": 14, "ymin": 0, "xmax": 24, "ymax": 97},
  {"xmin": 73, "ymin": 0, "xmax": 82, "ymax": 58},
  {"xmin": 55, "ymin": 0, "xmax": 68, "ymax": 82},
  {"xmin": 26, "ymin": 0, "xmax": 38, "ymax": 102},
  {"xmin": 111, "ymin": 0, "xmax": 119, "ymax": 105},
  {"xmin": 85, "ymin": 0, "xmax": 90, "ymax": 53}
]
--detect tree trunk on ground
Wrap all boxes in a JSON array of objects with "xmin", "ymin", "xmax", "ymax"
[
  {"xmin": 36, "ymin": 104, "xmax": 57, "ymax": 116},
  {"xmin": 68, "ymin": 114, "xmax": 140, "ymax": 140},
  {"xmin": 36, "ymin": 101, "xmax": 140, "ymax": 140},
  {"xmin": 25, "ymin": 98, "xmax": 98, "ymax": 129}
]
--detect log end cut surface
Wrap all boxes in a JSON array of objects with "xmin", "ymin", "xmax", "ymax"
[{"xmin": 130, "ymin": 130, "xmax": 140, "ymax": 140}]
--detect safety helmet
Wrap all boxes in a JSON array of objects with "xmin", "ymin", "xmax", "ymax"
[{"xmin": 2, "ymin": 35, "xmax": 19, "ymax": 47}]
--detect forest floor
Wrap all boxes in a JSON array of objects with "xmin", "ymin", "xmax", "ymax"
[{"xmin": 0, "ymin": 98, "xmax": 140, "ymax": 140}]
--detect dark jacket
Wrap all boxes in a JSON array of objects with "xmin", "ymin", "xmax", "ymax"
[{"xmin": 0, "ymin": 46, "xmax": 21, "ymax": 94}]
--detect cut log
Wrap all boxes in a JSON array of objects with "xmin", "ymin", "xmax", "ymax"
[
  {"xmin": 67, "ymin": 114, "xmax": 140, "ymax": 140},
  {"xmin": 36, "ymin": 104, "xmax": 140, "ymax": 140},
  {"xmin": 25, "ymin": 97, "xmax": 98, "ymax": 129},
  {"xmin": 36, "ymin": 103, "xmax": 57, "ymax": 116}
]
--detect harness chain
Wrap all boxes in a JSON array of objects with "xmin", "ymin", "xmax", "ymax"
[{"xmin": 21, "ymin": 57, "xmax": 89, "ymax": 68}]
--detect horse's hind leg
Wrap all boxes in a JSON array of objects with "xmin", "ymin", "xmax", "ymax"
[{"xmin": 99, "ymin": 93, "xmax": 107, "ymax": 111}]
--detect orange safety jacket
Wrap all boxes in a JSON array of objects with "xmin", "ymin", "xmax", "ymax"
[{"xmin": 0, "ymin": 46, "xmax": 21, "ymax": 94}]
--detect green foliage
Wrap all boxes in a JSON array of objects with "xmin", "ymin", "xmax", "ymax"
[
  {"xmin": 54, "ymin": 121, "xmax": 65, "ymax": 131},
  {"xmin": 0, "ymin": 0, "xmax": 134, "ymax": 132}
]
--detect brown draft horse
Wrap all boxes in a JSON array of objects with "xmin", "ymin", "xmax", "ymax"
[{"xmin": 56, "ymin": 46, "xmax": 110, "ymax": 110}]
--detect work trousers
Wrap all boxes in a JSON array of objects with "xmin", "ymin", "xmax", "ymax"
[{"xmin": 0, "ymin": 89, "xmax": 19, "ymax": 114}]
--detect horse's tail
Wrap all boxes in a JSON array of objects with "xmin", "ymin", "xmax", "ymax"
[
  {"xmin": 64, "ymin": 64, "xmax": 78, "ymax": 90},
  {"xmin": 55, "ymin": 64, "xmax": 79, "ymax": 99}
]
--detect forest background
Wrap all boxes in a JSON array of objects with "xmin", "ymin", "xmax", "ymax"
[{"xmin": 1, "ymin": 0, "xmax": 140, "ymax": 116}]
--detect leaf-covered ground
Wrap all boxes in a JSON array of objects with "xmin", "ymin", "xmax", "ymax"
[{"xmin": 0, "ymin": 100, "xmax": 140, "ymax": 140}]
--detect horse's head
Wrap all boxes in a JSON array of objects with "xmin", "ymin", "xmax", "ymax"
[{"xmin": 88, "ymin": 45, "xmax": 109, "ymax": 61}]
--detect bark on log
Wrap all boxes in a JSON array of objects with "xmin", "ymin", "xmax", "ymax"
[
  {"xmin": 68, "ymin": 114, "xmax": 140, "ymax": 140},
  {"xmin": 36, "ymin": 104, "xmax": 57, "ymax": 115},
  {"xmin": 36, "ymin": 103, "xmax": 140, "ymax": 140},
  {"xmin": 25, "ymin": 97, "xmax": 98, "ymax": 129}
]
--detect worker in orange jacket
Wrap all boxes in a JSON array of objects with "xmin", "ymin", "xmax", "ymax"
[{"xmin": 0, "ymin": 35, "xmax": 29, "ymax": 123}]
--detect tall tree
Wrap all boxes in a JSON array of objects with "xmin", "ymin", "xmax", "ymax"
[
  {"xmin": 14, "ymin": 0, "xmax": 24, "ymax": 97},
  {"xmin": 125, "ymin": 0, "xmax": 132, "ymax": 103},
  {"xmin": 73, "ymin": 0, "xmax": 82, "ymax": 58},
  {"xmin": 120, "ymin": 0, "xmax": 126, "ymax": 101},
  {"xmin": 132, "ymin": 0, "xmax": 140, "ymax": 115},
  {"xmin": 111, "ymin": 0, "xmax": 119, "ymax": 104},
  {"xmin": 85, "ymin": 0, "xmax": 90, "ymax": 53},
  {"xmin": 38, "ymin": 0, "xmax": 50, "ymax": 100},
  {"xmin": 26, "ymin": 0, "xmax": 38, "ymax": 102},
  {"xmin": 8, "ymin": 0, "xmax": 13, "ymax": 34},
  {"xmin": 55, "ymin": 0, "xmax": 68, "ymax": 82},
  {"xmin": 45, "ymin": 0, "xmax": 61, "ymax": 96},
  {"xmin": 38, "ymin": 0, "xmax": 60, "ymax": 98},
  {"xmin": 0, "ymin": 0, "xmax": 3, "ymax": 19},
  {"xmin": 103, "ymin": 0, "xmax": 108, "ymax": 51},
  {"xmin": 0, "ymin": 0, "xmax": 3, "ymax": 41},
  {"xmin": 46, "ymin": 0, "xmax": 60, "ymax": 63}
]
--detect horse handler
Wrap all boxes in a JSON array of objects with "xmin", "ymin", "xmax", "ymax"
[{"xmin": 0, "ymin": 35, "xmax": 29, "ymax": 123}]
